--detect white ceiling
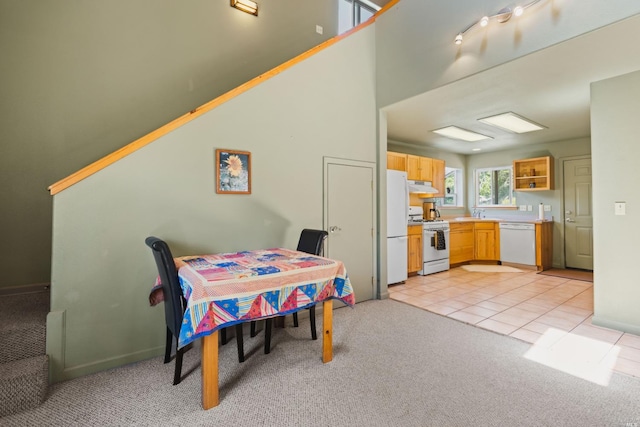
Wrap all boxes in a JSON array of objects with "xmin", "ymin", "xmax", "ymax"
[{"xmin": 383, "ymin": 14, "xmax": 640, "ymax": 155}]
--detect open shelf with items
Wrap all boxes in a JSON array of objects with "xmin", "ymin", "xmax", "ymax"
[{"xmin": 513, "ymin": 156, "xmax": 554, "ymax": 191}]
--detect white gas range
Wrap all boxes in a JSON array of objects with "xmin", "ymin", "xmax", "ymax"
[
  {"xmin": 408, "ymin": 206, "xmax": 450, "ymax": 275},
  {"xmin": 419, "ymin": 219, "xmax": 450, "ymax": 276}
]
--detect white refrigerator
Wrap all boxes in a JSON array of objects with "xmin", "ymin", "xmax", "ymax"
[{"xmin": 387, "ymin": 170, "xmax": 409, "ymax": 285}]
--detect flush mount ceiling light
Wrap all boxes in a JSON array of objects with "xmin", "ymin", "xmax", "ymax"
[
  {"xmin": 231, "ymin": 0, "xmax": 258, "ymax": 16},
  {"xmin": 478, "ymin": 112, "xmax": 546, "ymax": 133},
  {"xmin": 454, "ymin": 0, "xmax": 543, "ymax": 45},
  {"xmin": 433, "ymin": 126, "xmax": 493, "ymax": 142}
]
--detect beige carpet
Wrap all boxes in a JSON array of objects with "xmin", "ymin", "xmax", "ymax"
[
  {"xmin": 538, "ymin": 268, "xmax": 593, "ymax": 282},
  {"xmin": 461, "ymin": 265, "xmax": 523, "ymax": 273},
  {"xmin": 4, "ymin": 300, "xmax": 640, "ymax": 426}
]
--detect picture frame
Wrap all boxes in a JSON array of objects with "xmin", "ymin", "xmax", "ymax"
[{"xmin": 215, "ymin": 149, "xmax": 251, "ymax": 194}]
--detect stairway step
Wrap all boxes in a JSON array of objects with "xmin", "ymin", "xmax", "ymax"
[
  {"xmin": 0, "ymin": 323, "xmax": 46, "ymax": 364},
  {"xmin": 0, "ymin": 291, "xmax": 49, "ymax": 364},
  {"xmin": 0, "ymin": 355, "xmax": 49, "ymax": 417},
  {"xmin": 0, "ymin": 291, "xmax": 49, "ymax": 324}
]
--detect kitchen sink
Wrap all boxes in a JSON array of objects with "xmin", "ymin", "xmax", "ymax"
[{"xmin": 454, "ymin": 217, "xmax": 502, "ymax": 221}]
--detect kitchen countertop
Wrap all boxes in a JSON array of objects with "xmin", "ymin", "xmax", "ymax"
[
  {"xmin": 445, "ymin": 217, "xmax": 552, "ymax": 224},
  {"xmin": 406, "ymin": 218, "xmax": 553, "ymax": 226}
]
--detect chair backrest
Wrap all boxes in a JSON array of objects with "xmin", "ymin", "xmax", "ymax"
[
  {"xmin": 297, "ymin": 229, "xmax": 329, "ymax": 256},
  {"xmin": 145, "ymin": 236, "xmax": 184, "ymax": 338}
]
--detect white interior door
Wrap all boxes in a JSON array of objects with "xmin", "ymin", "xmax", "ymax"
[
  {"xmin": 564, "ymin": 157, "xmax": 593, "ymax": 270},
  {"xmin": 324, "ymin": 158, "xmax": 375, "ymax": 303}
]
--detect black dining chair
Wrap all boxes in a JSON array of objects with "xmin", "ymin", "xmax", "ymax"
[
  {"xmin": 145, "ymin": 236, "xmax": 246, "ymax": 385},
  {"xmin": 263, "ymin": 229, "xmax": 328, "ymax": 354},
  {"xmin": 291, "ymin": 229, "xmax": 329, "ymax": 339}
]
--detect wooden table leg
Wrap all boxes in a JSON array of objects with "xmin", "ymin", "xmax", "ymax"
[
  {"xmin": 202, "ymin": 331, "xmax": 219, "ymax": 409},
  {"xmin": 322, "ymin": 299, "xmax": 333, "ymax": 363}
]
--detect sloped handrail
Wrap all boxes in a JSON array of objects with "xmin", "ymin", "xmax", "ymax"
[{"xmin": 48, "ymin": 0, "xmax": 400, "ymax": 195}]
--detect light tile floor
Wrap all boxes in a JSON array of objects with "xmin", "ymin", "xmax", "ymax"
[{"xmin": 388, "ymin": 267, "xmax": 640, "ymax": 382}]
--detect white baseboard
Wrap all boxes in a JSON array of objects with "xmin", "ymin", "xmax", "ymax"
[{"xmin": 0, "ymin": 282, "xmax": 50, "ymax": 296}]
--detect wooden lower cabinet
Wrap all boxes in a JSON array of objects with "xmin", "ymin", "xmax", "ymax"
[
  {"xmin": 450, "ymin": 221, "xmax": 500, "ymax": 264},
  {"xmin": 450, "ymin": 223, "xmax": 474, "ymax": 264},
  {"xmin": 450, "ymin": 220, "xmax": 551, "ymax": 268},
  {"xmin": 474, "ymin": 222, "xmax": 499, "ymax": 260},
  {"xmin": 535, "ymin": 222, "xmax": 553, "ymax": 271},
  {"xmin": 408, "ymin": 225, "xmax": 423, "ymax": 273}
]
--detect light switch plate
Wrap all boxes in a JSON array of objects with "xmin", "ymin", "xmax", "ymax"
[
  {"xmin": 527, "ymin": 205, "xmax": 532, "ymax": 211},
  {"xmin": 316, "ymin": 25, "xmax": 323, "ymax": 34},
  {"xmin": 615, "ymin": 202, "xmax": 626, "ymax": 215},
  {"xmin": 544, "ymin": 205, "xmax": 551, "ymax": 211},
  {"xmin": 519, "ymin": 205, "xmax": 527, "ymax": 211}
]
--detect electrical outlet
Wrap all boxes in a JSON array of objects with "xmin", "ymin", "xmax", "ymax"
[
  {"xmin": 527, "ymin": 205, "xmax": 532, "ymax": 211},
  {"xmin": 544, "ymin": 205, "xmax": 551, "ymax": 211},
  {"xmin": 316, "ymin": 25, "xmax": 323, "ymax": 35},
  {"xmin": 615, "ymin": 202, "xmax": 626, "ymax": 215},
  {"xmin": 519, "ymin": 205, "xmax": 527, "ymax": 211}
]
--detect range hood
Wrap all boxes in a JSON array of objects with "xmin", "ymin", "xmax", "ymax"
[{"xmin": 407, "ymin": 180, "xmax": 439, "ymax": 194}]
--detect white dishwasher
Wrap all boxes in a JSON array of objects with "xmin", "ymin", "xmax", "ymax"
[{"xmin": 499, "ymin": 222, "xmax": 536, "ymax": 265}]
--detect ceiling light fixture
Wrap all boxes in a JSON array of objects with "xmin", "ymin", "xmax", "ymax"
[
  {"xmin": 479, "ymin": 112, "xmax": 545, "ymax": 133},
  {"xmin": 231, "ymin": 0, "xmax": 258, "ymax": 16},
  {"xmin": 454, "ymin": 0, "xmax": 542, "ymax": 45},
  {"xmin": 433, "ymin": 126, "xmax": 493, "ymax": 142}
]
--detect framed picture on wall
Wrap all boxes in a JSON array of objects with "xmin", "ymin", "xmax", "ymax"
[{"xmin": 215, "ymin": 149, "xmax": 251, "ymax": 194}]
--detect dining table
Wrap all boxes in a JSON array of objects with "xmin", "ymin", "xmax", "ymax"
[{"xmin": 151, "ymin": 247, "xmax": 355, "ymax": 409}]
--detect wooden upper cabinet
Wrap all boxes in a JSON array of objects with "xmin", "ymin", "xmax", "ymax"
[
  {"xmin": 513, "ymin": 156, "xmax": 554, "ymax": 191},
  {"xmin": 407, "ymin": 155, "xmax": 433, "ymax": 181},
  {"xmin": 431, "ymin": 159, "xmax": 445, "ymax": 197},
  {"xmin": 387, "ymin": 151, "xmax": 407, "ymax": 171}
]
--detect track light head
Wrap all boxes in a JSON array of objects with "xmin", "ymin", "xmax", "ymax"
[{"xmin": 454, "ymin": 0, "xmax": 544, "ymax": 45}]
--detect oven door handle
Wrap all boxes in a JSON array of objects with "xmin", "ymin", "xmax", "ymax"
[{"xmin": 423, "ymin": 230, "xmax": 436, "ymax": 247}]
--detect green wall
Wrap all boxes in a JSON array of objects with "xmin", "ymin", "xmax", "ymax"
[
  {"xmin": 466, "ymin": 138, "xmax": 591, "ymax": 268},
  {"xmin": 29, "ymin": 0, "xmax": 640, "ymax": 382},
  {"xmin": 591, "ymin": 70, "xmax": 640, "ymax": 335},
  {"xmin": 0, "ymin": 0, "xmax": 338, "ymax": 289},
  {"xmin": 375, "ymin": 0, "xmax": 640, "ymax": 108},
  {"xmin": 48, "ymin": 26, "xmax": 378, "ymax": 382}
]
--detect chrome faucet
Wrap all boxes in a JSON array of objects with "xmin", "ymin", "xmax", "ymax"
[{"xmin": 472, "ymin": 208, "xmax": 485, "ymax": 218}]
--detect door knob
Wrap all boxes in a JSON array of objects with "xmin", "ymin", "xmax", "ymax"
[
  {"xmin": 329, "ymin": 226, "xmax": 342, "ymax": 233},
  {"xmin": 565, "ymin": 218, "xmax": 575, "ymax": 223},
  {"xmin": 565, "ymin": 210, "xmax": 572, "ymax": 215}
]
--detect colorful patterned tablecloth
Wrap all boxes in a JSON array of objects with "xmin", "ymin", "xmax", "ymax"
[{"xmin": 153, "ymin": 248, "xmax": 355, "ymax": 348}]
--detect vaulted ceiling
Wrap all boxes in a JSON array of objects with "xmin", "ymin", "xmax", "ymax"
[{"xmin": 383, "ymin": 14, "xmax": 640, "ymax": 154}]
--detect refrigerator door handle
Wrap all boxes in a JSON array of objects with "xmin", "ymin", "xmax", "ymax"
[{"xmin": 404, "ymin": 180, "xmax": 409, "ymax": 223}]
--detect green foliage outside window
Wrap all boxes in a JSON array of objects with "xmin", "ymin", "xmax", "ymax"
[
  {"xmin": 441, "ymin": 171, "xmax": 457, "ymax": 206},
  {"xmin": 476, "ymin": 167, "xmax": 515, "ymax": 206}
]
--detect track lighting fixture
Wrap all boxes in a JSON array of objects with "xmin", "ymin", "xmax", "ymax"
[{"xmin": 454, "ymin": 0, "xmax": 542, "ymax": 45}]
